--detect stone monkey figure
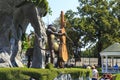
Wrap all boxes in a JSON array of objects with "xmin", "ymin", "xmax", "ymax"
[
  {"xmin": 0, "ymin": 0, "xmax": 48, "ymax": 68},
  {"xmin": 46, "ymin": 24, "xmax": 65, "ymax": 66},
  {"xmin": 12, "ymin": 1, "xmax": 47, "ymax": 68}
]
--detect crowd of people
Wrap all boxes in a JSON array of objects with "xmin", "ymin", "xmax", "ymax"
[
  {"xmin": 86, "ymin": 65, "xmax": 99, "ymax": 80},
  {"xmin": 86, "ymin": 65, "xmax": 116, "ymax": 80}
]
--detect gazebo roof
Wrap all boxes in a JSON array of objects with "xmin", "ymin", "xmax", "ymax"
[{"xmin": 100, "ymin": 43, "xmax": 120, "ymax": 56}]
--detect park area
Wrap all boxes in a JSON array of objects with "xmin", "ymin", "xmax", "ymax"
[{"xmin": 0, "ymin": 0, "xmax": 120, "ymax": 80}]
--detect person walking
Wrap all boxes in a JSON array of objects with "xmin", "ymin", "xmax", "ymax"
[{"xmin": 91, "ymin": 66, "xmax": 99, "ymax": 80}]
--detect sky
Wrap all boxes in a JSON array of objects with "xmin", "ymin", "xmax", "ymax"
[
  {"xmin": 43, "ymin": 0, "xmax": 79, "ymax": 24},
  {"xmin": 26, "ymin": 0, "xmax": 79, "ymax": 34}
]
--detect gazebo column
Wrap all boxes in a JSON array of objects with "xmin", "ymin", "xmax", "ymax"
[
  {"xmin": 105, "ymin": 55, "xmax": 108, "ymax": 72},
  {"xmin": 111, "ymin": 57, "xmax": 114, "ymax": 67},
  {"xmin": 101, "ymin": 56, "xmax": 104, "ymax": 73}
]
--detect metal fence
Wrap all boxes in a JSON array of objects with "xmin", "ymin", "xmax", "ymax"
[{"xmin": 68, "ymin": 58, "xmax": 120, "ymax": 67}]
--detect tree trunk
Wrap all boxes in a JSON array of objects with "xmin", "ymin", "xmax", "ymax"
[
  {"xmin": 97, "ymin": 41, "xmax": 102, "ymax": 67},
  {"xmin": 97, "ymin": 31, "xmax": 102, "ymax": 67}
]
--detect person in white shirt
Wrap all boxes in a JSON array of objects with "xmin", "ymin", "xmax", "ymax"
[{"xmin": 91, "ymin": 66, "xmax": 99, "ymax": 80}]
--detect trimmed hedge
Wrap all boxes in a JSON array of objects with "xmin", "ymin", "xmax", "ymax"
[
  {"xmin": 113, "ymin": 74, "xmax": 120, "ymax": 80},
  {"xmin": 0, "ymin": 67, "xmax": 91, "ymax": 80}
]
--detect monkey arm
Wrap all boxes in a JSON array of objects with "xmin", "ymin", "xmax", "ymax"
[{"xmin": 47, "ymin": 29, "xmax": 65, "ymax": 36}]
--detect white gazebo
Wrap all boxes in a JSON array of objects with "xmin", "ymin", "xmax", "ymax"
[{"xmin": 100, "ymin": 43, "xmax": 120, "ymax": 73}]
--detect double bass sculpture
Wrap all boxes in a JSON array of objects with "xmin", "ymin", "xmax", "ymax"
[
  {"xmin": 45, "ymin": 11, "xmax": 69, "ymax": 68},
  {"xmin": 25, "ymin": 11, "xmax": 69, "ymax": 68},
  {"xmin": 58, "ymin": 11, "xmax": 68, "ymax": 67}
]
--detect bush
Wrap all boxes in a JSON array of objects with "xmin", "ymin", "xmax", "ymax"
[
  {"xmin": 0, "ymin": 67, "xmax": 92, "ymax": 80},
  {"xmin": 45, "ymin": 63, "xmax": 54, "ymax": 69}
]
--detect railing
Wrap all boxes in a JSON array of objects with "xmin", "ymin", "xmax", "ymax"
[{"xmin": 68, "ymin": 58, "xmax": 120, "ymax": 67}]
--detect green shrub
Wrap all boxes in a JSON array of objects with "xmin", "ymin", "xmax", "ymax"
[
  {"xmin": 0, "ymin": 67, "xmax": 92, "ymax": 80},
  {"xmin": 45, "ymin": 63, "xmax": 54, "ymax": 69},
  {"xmin": 115, "ymin": 74, "xmax": 120, "ymax": 80}
]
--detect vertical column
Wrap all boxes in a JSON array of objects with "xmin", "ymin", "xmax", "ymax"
[
  {"xmin": 101, "ymin": 56, "xmax": 104, "ymax": 73},
  {"xmin": 105, "ymin": 56, "xmax": 108, "ymax": 72},
  {"xmin": 111, "ymin": 57, "xmax": 114, "ymax": 67}
]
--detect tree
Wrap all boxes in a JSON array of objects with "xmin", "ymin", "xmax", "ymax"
[
  {"xmin": 65, "ymin": 10, "xmax": 84, "ymax": 63},
  {"xmin": 65, "ymin": 0, "xmax": 120, "ymax": 66}
]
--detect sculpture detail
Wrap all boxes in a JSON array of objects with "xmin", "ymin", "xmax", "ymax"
[
  {"xmin": 0, "ymin": 0, "xmax": 48, "ymax": 68},
  {"xmin": 45, "ymin": 11, "xmax": 69, "ymax": 68},
  {"xmin": 60, "ymin": 11, "xmax": 68, "ymax": 62},
  {"xmin": 46, "ymin": 24, "xmax": 65, "ymax": 67}
]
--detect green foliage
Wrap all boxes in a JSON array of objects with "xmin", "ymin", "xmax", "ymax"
[
  {"xmin": 22, "ymin": 34, "xmax": 29, "ymax": 52},
  {"xmin": 48, "ymin": 7, "xmax": 52, "ymax": 15},
  {"xmin": 116, "ymin": 74, "xmax": 120, "ymax": 80},
  {"xmin": 81, "ymin": 49, "xmax": 95, "ymax": 57},
  {"xmin": 77, "ymin": 0, "xmax": 120, "ymax": 49},
  {"xmin": 22, "ymin": 33, "xmax": 34, "ymax": 52},
  {"xmin": 26, "ymin": 0, "xmax": 49, "ymax": 16},
  {"xmin": 54, "ymin": 68, "xmax": 92, "ymax": 79},
  {"xmin": 64, "ymin": 10, "xmax": 83, "ymax": 58},
  {"xmin": 64, "ymin": 0, "xmax": 120, "ymax": 66},
  {"xmin": 0, "ymin": 68, "xmax": 92, "ymax": 80},
  {"xmin": 45, "ymin": 63, "xmax": 54, "ymax": 69},
  {"xmin": 29, "ymin": 0, "xmax": 48, "ymax": 8}
]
